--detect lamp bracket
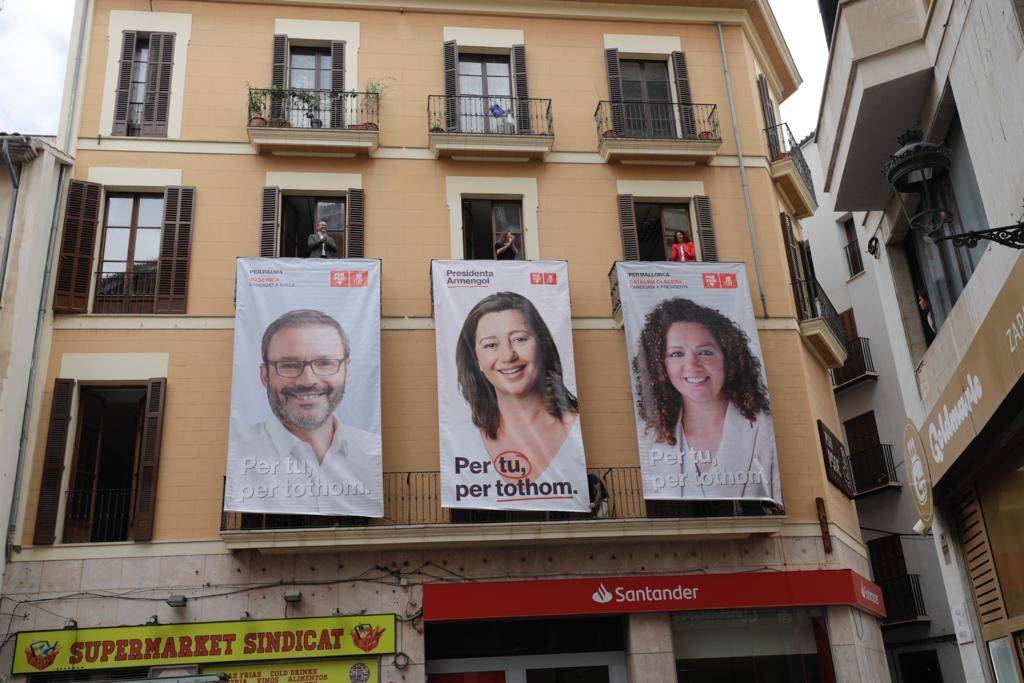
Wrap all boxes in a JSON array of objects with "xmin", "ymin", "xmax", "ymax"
[{"xmin": 930, "ymin": 222, "xmax": 1024, "ymax": 249}]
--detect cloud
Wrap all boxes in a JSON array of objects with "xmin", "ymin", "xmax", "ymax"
[{"xmin": 0, "ymin": 0, "xmax": 76, "ymax": 135}]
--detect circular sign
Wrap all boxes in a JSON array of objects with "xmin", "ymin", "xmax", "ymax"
[{"xmin": 903, "ymin": 419, "xmax": 933, "ymax": 525}]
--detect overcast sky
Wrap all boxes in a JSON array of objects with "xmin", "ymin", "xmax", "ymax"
[{"xmin": 0, "ymin": 0, "xmax": 826, "ymax": 140}]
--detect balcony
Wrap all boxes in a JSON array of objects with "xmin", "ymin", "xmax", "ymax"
[
  {"xmin": 880, "ymin": 574, "xmax": 929, "ymax": 625},
  {"xmin": 246, "ymin": 87, "xmax": 379, "ymax": 156},
  {"xmin": 792, "ymin": 278, "xmax": 848, "ymax": 368},
  {"xmin": 595, "ymin": 101, "xmax": 722, "ymax": 163},
  {"xmin": 765, "ymin": 123, "xmax": 817, "ymax": 218},
  {"xmin": 427, "ymin": 95, "xmax": 554, "ymax": 160},
  {"xmin": 831, "ymin": 337, "xmax": 878, "ymax": 390},
  {"xmin": 93, "ymin": 270, "xmax": 156, "ymax": 314},
  {"xmin": 220, "ymin": 467, "xmax": 784, "ymax": 553},
  {"xmin": 851, "ymin": 444, "xmax": 900, "ymax": 496},
  {"xmin": 62, "ymin": 488, "xmax": 132, "ymax": 543}
]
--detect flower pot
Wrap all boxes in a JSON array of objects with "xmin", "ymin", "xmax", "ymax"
[
  {"xmin": 310, "ymin": 119, "xmax": 323, "ymax": 129},
  {"xmin": 248, "ymin": 116, "xmax": 267, "ymax": 127}
]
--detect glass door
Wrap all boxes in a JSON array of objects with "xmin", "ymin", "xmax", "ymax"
[
  {"xmin": 621, "ymin": 60, "xmax": 676, "ymax": 139},
  {"xmin": 458, "ymin": 55, "xmax": 515, "ymax": 134}
]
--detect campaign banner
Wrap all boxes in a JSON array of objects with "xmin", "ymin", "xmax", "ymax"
[
  {"xmin": 616, "ymin": 262, "xmax": 782, "ymax": 505},
  {"xmin": 432, "ymin": 260, "xmax": 588, "ymax": 512},
  {"xmin": 225, "ymin": 258, "xmax": 383, "ymax": 517}
]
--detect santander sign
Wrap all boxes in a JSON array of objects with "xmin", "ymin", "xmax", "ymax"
[{"xmin": 591, "ymin": 582, "xmax": 699, "ymax": 605}]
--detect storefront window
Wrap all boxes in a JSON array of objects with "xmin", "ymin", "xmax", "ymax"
[
  {"xmin": 987, "ymin": 636, "xmax": 1022, "ymax": 683},
  {"xmin": 977, "ymin": 446, "xmax": 1024, "ymax": 619}
]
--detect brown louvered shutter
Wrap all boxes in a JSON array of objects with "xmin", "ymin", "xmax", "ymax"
[
  {"xmin": 330, "ymin": 41, "xmax": 346, "ymax": 129},
  {"xmin": 511, "ymin": 44, "xmax": 530, "ymax": 134},
  {"xmin": 605, "ymin": 48, "xmax": 625, "ymax": 133},
  {"xmin": 758, "ymin": 74, "xmax": 781, "ymax": 159},
  {"xmin": 155, "ymin": 187, "xmax": 195, "ymax": 313},
  {"xmin": 260, "ymin": 187, "xmax": 279, "ymax": 257},
  {"xmin": 112, "ymin": 31, "xmax": 138, "ymax": 135},
  {"xmin": 839, "ymin": 308, "xmax": 858, "ymax": 344},
  {"xmin": 693, "ymin": 195, "xmax": 718, "ymax": 261},
  {"xmin": 346, "ymin": 188, "xmax": 365, "ymax": 258},
  {"xmin": 671, "ymin": 51, "xmax": 697, "ymax": 138},
  {"xmin": 843, "ymin": 411, "xmax": 879, "ymax": 455},
  {"xmin": 781, "ymin": 213, "xmax": 811, "ymax": 318},
  {"xmin": 617, "ymin": 194, "xmax": 639, "ymax": 261},
  {"xmin": 54, "ymin": 180, "xmax": 102, "ymax": 313},
  {"xmin": 271, "ymin": 34, "xmax": 289, "ymax": 121},
  {"xmin": 444, "ymin": 40, "xmax": 459, "ymax": 131},
  {"xmin": 132, "ymin": 377, "xmax": 166, "ymax": 541},
  {"xmin": 141, "ymin": 33, "xmax": 175, "ymax": 137},
  {"xmin": 33, "ymin": 379, "xmax": 75, "ymax": 546}
]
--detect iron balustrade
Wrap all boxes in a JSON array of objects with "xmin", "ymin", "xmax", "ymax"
[
  {"xmin": 850, "ymin": 444, "xmax": 898, "ymax": 495},
  {"xmin": 764, "ymin": 122, "xmax": 815, "ymax": 197},
  {"xmin": 843, "ymin": 240, "xmax": 864, "ymax": 277},
  {"xmin": 595, "ymin": 101, "xmax": 721, "ymax": 141},
  {"xmin": 427, "ymin": 95, "xmax": 553, "ymax": 136},
  {"xmin": 792, "ymin": 278, "xmax": 844, "ymax": 343},
  {"xmin": 63, "ymin": 488, "xmax": 133, "ymax": 542},
  {"xmin": 93, "ymin": 270, "xmax": 157, "ymax": 314},
  {"xmin": 248, "ymin": 87, "xmax": 380, "ymax": 130},
  {"xmin": 831, "ymin": 337, "xmax": 877, "ymax": 388},
  {"xmin": 880, "ymin": 574, "xmax": 928, "ymax": 624}
]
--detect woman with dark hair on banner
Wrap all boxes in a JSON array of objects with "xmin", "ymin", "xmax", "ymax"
[
  {"xmin": 632, "ymin": 297, "xmax": 779, "ymax": 501},
  {"xmin": 455, "ymin": 291, "xmax": 580, "ymax": 481}
]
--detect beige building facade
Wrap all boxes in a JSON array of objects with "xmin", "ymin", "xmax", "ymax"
[{"xmin": 1, "ymin": 1, "xmax": 891, "ymax": 681}]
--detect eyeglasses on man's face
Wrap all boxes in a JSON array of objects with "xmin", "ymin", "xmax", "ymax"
[{"xmin": 266, "ymin": 358, "xmax": 346, "ymax": 378}]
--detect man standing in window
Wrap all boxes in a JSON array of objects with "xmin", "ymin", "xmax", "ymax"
[{"xmin": 307, "ymin": 221, "xmax": 338, "ymax": 258}]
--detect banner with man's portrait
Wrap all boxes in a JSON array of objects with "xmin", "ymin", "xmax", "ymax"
[
  {"xmin": 432, "ymin": 260, "xmax": 589, "ymax": 512},
  {"xmin": 225, "ymin": 258, "xmax": 383, "ymax": 517},
  {"xmin": 616, "ymin": 262, "xmax": 782, "ymax": 506}
]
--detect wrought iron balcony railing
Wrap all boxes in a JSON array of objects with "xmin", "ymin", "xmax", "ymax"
[
  {"xmin": 63, "ymin": 488, "xmax": 133, "ymax": 543},
  {"xmin": 594, "ymin": 101, "xmax": 721, "ymax": 142},
  {"xmin": 247, "ymin": 87, "xmax": 379, "ymax": 130},
  {"xmin": 831, "ymin": 337, "xmax": 877, "ymax": 389},
  {"xmin": 93, "ymin": 270, "xmax": 156, "ymax": 314},
  {"xmin": 792, "ymin": 277, "xmax": 844, "ymax": 343},
  {"xmin": 843, "ymin": 240, "xmax": 864, "ymax": 277},
  {"xmin": 428, "ymin": 95, "xmax": 553, "ymax": 136},
  {"xmin": 880, "ymin": 574, "xmax": 928, "ymax": 624},
  {"xmin": 850, "ymin": 444, "xmax": 898, "ymax": 496},
  {"xmin": 764, "ymin": 122, "xmax": 814, "ymax": 196}
]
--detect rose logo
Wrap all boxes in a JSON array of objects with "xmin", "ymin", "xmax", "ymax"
[
  {"xmin": 351, "ymin": 623, "xmax": 386, "ymax": 652},
  {"xmin": 25, "ymin": 641, "xmax": 61, "ymax": 670},
  {"xmin": 592, "ymin": 584, "xmax": 613, "ymax": 604},
  {"xmin": 349, "ymin": 662, "xmax": 370, "ymax": 683}
]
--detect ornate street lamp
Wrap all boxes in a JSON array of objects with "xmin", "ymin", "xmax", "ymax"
[{"xmin": 882, "ymin": 130, "xmax": 1024, "ymax": 249}]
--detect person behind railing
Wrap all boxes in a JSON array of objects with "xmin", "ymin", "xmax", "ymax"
[
  {"xmin": 670, "ymin": 230, "xmax": 696, "ymax": 262},
  {"xmin": 494, "ymin": 230, "xmax": 519, "ymax": 260},
  {"xmin": 588, "ymin": 472, "xmax": 609, "ymax": 518},
  {"xmin": 917, "ymin": 287, "xmax": 936, "ymax": 345},
  {"xmin": 307, "ymin": 221, "xmax": 338, "ymax": 258}
]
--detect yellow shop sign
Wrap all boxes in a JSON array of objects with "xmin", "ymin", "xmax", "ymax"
[
  {"xmin": 12, "ymin": 615, "xmax": 394, "ymax": 675},
  {"xmin": 206, "ymin": 658, "xmax": 378, "ymax": 683}
]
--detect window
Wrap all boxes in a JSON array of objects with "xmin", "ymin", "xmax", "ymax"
[
  {"xmin": 280, "ymin": 195, "xmax": 346, "ymax": 258},
  {"xmin": 271, "ymin": 36, "xmax": 346, "ymax": 129},
  {"xmin": 462, "ymin": 199, "xmax": 523, "ymax": 260},
  {"xmin": 635, "ymin": 202, "xmax": 692, "ymax": 261},
  {"xmin": 286, "ymin": 46, "xmax": 333, "ymax": 127},
  {"xmin": 841, "ymin": 218, "xmax": 863, "ymax": 276},
  {"xmin": 780, "ymin": 213, "xmax": 815, "ymax": 320},
  {"xmin": 621, "ymin": 60, "xmax": 675, "ymax": 138},
  {"xmin": 617, "ymin": 194, "xmax": 717, "ymax": 263},
  {"xmin": 458, "ymin": 55, "xmax": 514, "ymax": 134},
  {"xmin": 112, "ymin": 32, "xmax": 175, "ymax": 137},
  {"xmin": 94, "ymin": 194, "xmax": 163, "ymax": 313}
]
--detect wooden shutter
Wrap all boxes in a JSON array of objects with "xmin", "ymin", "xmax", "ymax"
[
  {"xmin": 512, "ymin": 44, "xmax": 531, "ymax": 134},
  {"xmin": 132, "ymin": 378, "xmax": 166, "ymax": 541},
  {"xmin": 843, "ymin": 411, "xmax": 880, "ymax": 455},
  {"xmin": 781, "ymin": 213, "xmax": 811, "ymax": 318},
  {"xmin": 693, "ymin": 195, "xmax": 718, "ymax": 262},
  {"xmin": 617, "ymin": 194, "xmax": 639, "ymax": 261},
  {"xmin": 271, "ymin": 34, "xmax": 289, "ymax": 121},
  {"xmin": 33, "ymin": 379, "xmax": 75, "ymax": 546},
  {"xmin": 260, "ymin": 187, "xmax": 279, "ymax": 257},
  {"xmin": 141, "ymin": 33, "xmax": 174, "ymax": 137},
  {"xmin": 112, "ymin": 31, "xmax": 138, "ymax": 136},
  {"xmin": 330, "ymin": 41, "xmax": 346, "ymax": 129},
  {"xmin": 839, "ymin": 308, "xmax": 858, "ymax": 344},
  {"xmin": 867, "ymin": 534, "xmax": 908, "ymax": 582},
  {"xmin": 444, "ymin": 40, "xmax": 459, "ymax": 131},
  {"xmin": 671, "ymin": 51, "xmax": 697, "ymax": 138},
  {"xmin": 757, "ymin": 74, "xmax": 781, "ymax": 159},
  {"xmin": 954, "ymin": 489, "xmax": 1008, "ymax": 636},
  {"xmin": 605, "ymin": 48, "xmax": 625, "ymax": 133},
  {"xmin": 54, "ymin": 180, "xmax": 102, "ymax": 313},
  {"xmin": 154, "ymin": 186, "xmax": 195, "ymax": 313},
  {"xmin": 346, "ymin": 188, "xmax": 365, "ymax": 258}
]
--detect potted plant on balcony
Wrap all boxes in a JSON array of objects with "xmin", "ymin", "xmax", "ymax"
[
  {"xmin": 349, "ymin": 77, "xmax": 392, "ymax": 130},
  {"xmin": 247, "ymin": 83, "xmax": 267, "ymax": 127}
]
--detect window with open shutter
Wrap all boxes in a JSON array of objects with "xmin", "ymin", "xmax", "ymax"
[
  {"xmin": 33, "ymin": 379, "xmax": 76, "ymax": 545},
  {"xmin": 112, "ymin": 31, "xmax": 174, "ymax": 137},
  {"xmin": 346, "ymin": 188, "xmax": 365, "ymax": 258},
  {"xmin": 758, "ymin": 73, "xmax": 781, "ymax": 159},
  {"xmin": 605, "ymin": 48, "xmax": 625, "ymax": 133},
  {"xmin": 781, "ymin": 213, "xmax": 813, "ymax": 319},
  {"xmin": 271, "ymin": 34, "xmax": 289, "ymax": 121},
  {"xmin": 616, "ymin": 194, "xmax": 639, "ymax": 261},
  {"xmin": 54, "ymin": 180, "xmax": 102, "ymax": 313},
  {"xmin": 838, "ymin": 308, "xmax": 858, "ymax": 344},
  {"xmin": 141, "ymin": 33, "xmax": 175, "ymax": 137},
  {"xmin": 444, "ymin": 40, "xmax": 459, "ymax": 130},
  {"xmin": 260, "ymin": 187, "xmax": 280, "ymax": 257},
  {"xmin": 693, "ymin": 195, "xmax": 718, "ymax": 261},
  {"xmin": 330, "ymin": 41, "xmax": 346, "ymax": 128},
  {"xmin": 671, "ymin": 51, "xmax": 696, "ymax": 138},
  {"xmin": 154, "ymin": 187, "xmax": 195, "ymax": 314},
  {"xmin": 511, "ymin": 44, "xmax": 530, "ymax": 134},
  {"xmin": 132, "ymin": 378, "xmax": 166, "ymax": 541},
  {"xmin": 112, "ymin": 31, "xmax": 138, "ymax": 136}
]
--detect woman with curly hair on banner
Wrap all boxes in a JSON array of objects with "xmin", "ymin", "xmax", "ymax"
[
  {"xmin": 455, "ymin": 291, "xmax": 580, "ymax": 482},
  {"xmin": 632, "ymin": 297, "xmax": 779, "ymax": 501}
]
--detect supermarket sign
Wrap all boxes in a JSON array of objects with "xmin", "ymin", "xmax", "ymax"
[{"xmin": 13, "ymin": 615, "xmax": 394, "ymax": 674}]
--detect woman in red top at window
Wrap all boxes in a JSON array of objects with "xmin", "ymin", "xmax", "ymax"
[{"xmin": 670, "ymin": 230, "xmax": 696, "ymax": 262}]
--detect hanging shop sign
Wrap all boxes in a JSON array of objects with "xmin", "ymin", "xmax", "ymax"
[
  {"xmin": 422, "ymin": 569, "xmax": 885, "ymax": 621},
  {"xmin": 817, "ymin": 420, "xmax": 855, "ymax": 498},
  {"xmin": 205, "ymin": 658, "xmax": 378, "ymax": 683},
  {"xmin": 225, "ymin": 258, "xmax": 384, "ymax": 517},
  {"xmin": 12, "ymin": 615, "xmax": 395, "ymax": 675},
  {"xmin": 614, "ymin": 262, "xmax": 782, "ymax": 505},
  {"xmin": 903, "ymin": 418, "xmax": 933, "ymax": 525},
  {"xmin": 431, "ymin": 260, "xmax": 589, "ymax": 513}
]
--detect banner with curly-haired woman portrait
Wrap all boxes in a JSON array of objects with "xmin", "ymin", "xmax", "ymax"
[{"xmin": 615, "ymin": 262, "xmax": 782, "ymax": 505}]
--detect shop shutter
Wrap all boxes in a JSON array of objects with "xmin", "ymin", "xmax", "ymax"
[
  {"xmin": 33, "ymin": 379, "xmax": 76, "ymax": 546},
  {"xmin": 839, "ymin": 308, "xmax": 858, "ymax": 344},
  {"xmin": 616, "ymin": 194, "xmax": 639, "ymax": 261},
  {"xmin": 330, "ymin": 41, "xmax": 346, "ymax": 128},
  {"xmin": 260, "ymin": 187, "xmax": 279, "ymax": 257},
  {"xmin": 54, "ymin": 180, "xmax": 102, "ymax": 313},
  {"xmin": 111, "ymin": 31, "xmax": 138, "ymax": 136},
  {"xmin": 155, "ymin": 186, "xmax": 195, "ymax": 313},
  {"xmin": 132, "ymin": 378, "xmax": 166, "ymax": 541},
  {"xmin": 271, "ymin": 34, "xmax": 289, "ymax": 121},
  {"xmin": 671, "ymin": 51, "xmax": 697, "ymax": 138},
  {"xmin": 346, "ymin": 188, "xmax": 365, "ymax": 258},
  {"xmin": 954, "ymin": 489, "xmax": 1008, "ymax": 636},
  {"xmin": 758, "ymin": 73, "xmax": 781, "ymax": 159},
  {"xmin": 605, "ymin": 48, "xmax": 625, "ymax": 133},
  {"xmin": 693, "ymin": 195, "xmax": 718, "ymax": 261},
  {"xmin": 141, "ymin": 33, "xmax": 175, "ymax": 137},
  {"xmin": 512, "ymin": 44, "xmax": 530, "ymax": 134},
  {"xmin": 444, "ymin": 40, "xmax": 459, "ymax": 131}
]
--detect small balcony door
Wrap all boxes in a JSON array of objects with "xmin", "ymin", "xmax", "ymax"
[
  {"xmin": 621, "ymin": 60, "xmax": 675, "ymax": 138},
  {"xmin": 458, "ymin": 55, "xmax": 515, "ymax": 134},
  {"xmin": 288, "ymin": 46, "xmax": 332, "ymax": 128}
]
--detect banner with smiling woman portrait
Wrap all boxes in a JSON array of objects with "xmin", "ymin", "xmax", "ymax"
[
  {"xmin": 616, "ymin": 262, "xmax": 782, "ymax": 506},
  {"xmin": 432, "ymin": 260, "xmax": 589, "ymax": 512}
]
